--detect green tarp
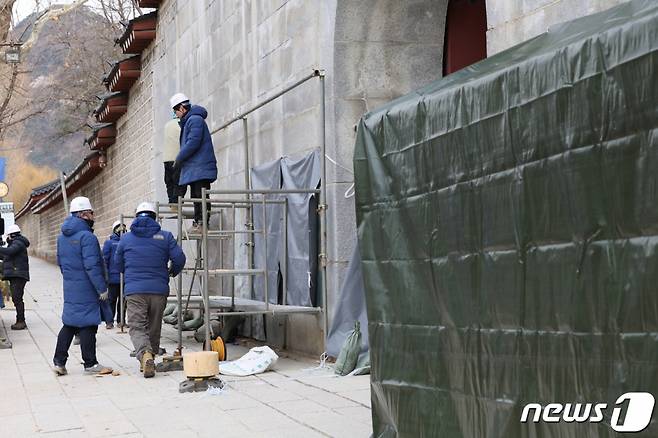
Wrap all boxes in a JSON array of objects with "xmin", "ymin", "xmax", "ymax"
[{"xmin": 354, "ymin": 1, "xmax": 658, "ymax": 436}]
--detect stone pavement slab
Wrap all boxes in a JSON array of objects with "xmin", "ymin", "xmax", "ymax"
[{"xmin": 0, "ymin": 257, "xmax": 372, "ymax": 437}]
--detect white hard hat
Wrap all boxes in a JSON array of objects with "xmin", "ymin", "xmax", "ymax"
[
  {"xmin": 70, "ymin": 196, "xmax": 93, "ymax": 213},
  {"xmin": 111, "ymin": 220, "xmax": 124, "ymax": 230},
  {"xmin": 6, "ymin": 224, "xmax": 20, "ymax": 235},
  {"xmin": 170, "ymin": 92, "xmax": 189, "ymax": 109},
  {"xmin": 136, "ymin": 202, "xmax": 156, "ymax": 215}
]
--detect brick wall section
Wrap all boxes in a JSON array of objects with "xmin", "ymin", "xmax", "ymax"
[{"xmin": 17, "ymin": 45, "xmax": 155, "ymax": 261}]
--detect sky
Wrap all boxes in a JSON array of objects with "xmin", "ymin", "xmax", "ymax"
[{"xmin": 13, "ymin": 0, "xmax": 79, "ymax": 23}]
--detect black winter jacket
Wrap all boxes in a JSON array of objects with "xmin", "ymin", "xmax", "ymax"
[{"xmin": 0, "ymin": 235, "xmax": 30, "ymax": 281}]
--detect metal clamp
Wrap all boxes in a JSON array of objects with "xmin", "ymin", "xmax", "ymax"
[
  {"xmin": 319, "ymin": 253, "xmax": 328, "ymax": 267},
  {"xmin": 316, "ymin": 203, "xmax": 328, "ymax": 213}
]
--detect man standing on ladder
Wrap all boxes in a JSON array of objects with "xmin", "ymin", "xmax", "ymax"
[
  {"xmin": 162, "ymin": 115, "xmax": 186, "ymax": 210},
  {"xmin": 115, "ymin": 202, "xmax": 186, "ymax": 378},
  {"xmin": 170, "ymin": 93, "xmax": 218, "ymax": 231}
]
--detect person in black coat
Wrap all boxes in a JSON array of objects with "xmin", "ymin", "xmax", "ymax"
[{"xmin": 0, "ymin": 224, "xmax": 30, "ymax": 330}]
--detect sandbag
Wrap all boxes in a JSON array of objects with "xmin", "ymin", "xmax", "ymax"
[
  {"xmin": 334, "ymin": 321, "xmax": 361, "ymax": 376},
  {"xmin": 219, "ymin": 346, "xmax": 278, "ymax": 376},
  {"xmin": 163, "ymin": 304, "xmax": 176, "ymax": 317}
]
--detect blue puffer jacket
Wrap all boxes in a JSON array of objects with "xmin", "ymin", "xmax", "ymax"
[
  {"xmin": 176, "ymin": 105, "xmax": 218, "ymax": 185},
  {"xmin": 102, "ymin": 233, "xmax": 121, "ymax": 284},
  {"xmin": 57, "ymin": 216, "xmax": 108, "ymax": 328},
  {"xmin": 114, "ymin": 217, "xmax": 186, "ymax": 296}
]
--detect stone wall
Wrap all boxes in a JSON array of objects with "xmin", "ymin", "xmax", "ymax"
[
  {"xmin": 145, "ymin": 0, "xmax": 449, "ymax": 355},
  {"xmin": 486, "ymin": 0, "xmax": 629, "ymax": 55}
]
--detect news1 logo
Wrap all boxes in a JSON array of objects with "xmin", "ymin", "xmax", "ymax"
[{"xmin": 520, "ymin": 392, "xmax": 655, "ymax": 433}]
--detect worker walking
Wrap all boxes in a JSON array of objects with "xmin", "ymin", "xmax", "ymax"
[
  {"xmin": 162, "ymin": 117, "xmax": 186, "ymax": 207},
  {"xmin": 170, "ymin": 93, "xmax": 218, "ymax": 230},
  {"xmin": 0, "ymin": 224, "xmax": 30, "ymax": 330},
  {"xmin": 53, "ymin": 196, "xmax": 113, "ymax": 376},
  {"xmin": 102, "ymin": 220, "xmax": 125, "ymax": 328},
  {"xmin": 115, "ymin": 202, "xmax": 186, "ymax": 378}
]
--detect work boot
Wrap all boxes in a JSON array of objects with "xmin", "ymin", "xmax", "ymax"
[
  {"xmin": 106, "ymin": 322, "xmax": 114, "ymax": 329},
  {"xmin": 10, "ymin": 321, "xmax": 26, "ymax": 330},
  {"xmin": 84, "ymin": 363, "xmax": 113, "ymax": 374},
  {"xmin": 141, "ymin": 351, "xmax": 155, "ymax": 378},
  {"xmin": 52, "ymin": 364, "xmax": 67, "ymax": 376}
]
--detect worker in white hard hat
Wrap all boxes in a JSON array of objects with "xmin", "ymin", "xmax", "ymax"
[
  {"xmin": 52, "ymin": 196, "xmax": 112, "ymax": 376},
  {"xmin": 0, "ymin": 223, "xmax": 30, "ymax": 330},
  {"xmin": 163, "ymin": 110, "xmax": 186, "ymax": 208},
  {"xmin": 115, "ymin": 201, "xmax": 186, "ymax": 378},
  {"xmin": 170, "ymin": 92, "xmax": 218, "ymax": 231},
  {"xmin": 102, "ymin": 220, "xmax": 126, "ymax": 329}
]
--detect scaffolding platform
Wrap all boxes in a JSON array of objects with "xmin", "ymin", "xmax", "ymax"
[{"xmin": 167, "ymin": 295, "xmax": 322, "ymax": 316}]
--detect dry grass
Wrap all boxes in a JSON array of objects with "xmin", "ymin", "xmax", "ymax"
[{"xmin": 5, "ymin": 152, "xmax": 58, "ymax": 210}]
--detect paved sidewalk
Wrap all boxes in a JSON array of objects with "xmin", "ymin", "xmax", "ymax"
[{"xmin": 0, "ymin": 257, "xmax": 372, "ymax": 437}]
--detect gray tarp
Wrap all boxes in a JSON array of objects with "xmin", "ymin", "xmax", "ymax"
[
  {"xmin": 251, "ymin": 149, "xmax": 320, "ymax": 307},
  {"xmin": 281, "ymin": 149, "xmax": 321, "ymax": 306},
  {"xmin": 252, "ymin": 158, "xmax": 283, "ymax": 304},
  {"xmin": 326, "ymin": 243, "xmax": 369, "ymax": 359}
]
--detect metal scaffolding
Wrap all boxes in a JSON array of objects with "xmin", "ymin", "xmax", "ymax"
[{"xmin": 117, "ymin": 69, "xmax": 330, "ymax": 355}]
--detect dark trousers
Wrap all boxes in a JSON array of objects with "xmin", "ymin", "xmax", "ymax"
[
  {"xmin": 164, "ymin": 162, "xmax": 187, "ymax": 204},
  {"xmin": 190, "ymin": 179, "xmax": 211, "ymax": 224},
  {"xmin": 9, "ymin": 278, "xmax": 27, "ymax": 322},
  {"xmin": 126, "ymin": 294, "xmax": 167, "ymax": 361},
  {"xmin": 108, "ymin": 283, "xmax": 121, "ymax": 322},
  {"xmin": 53, "ymin": 325, "xmax": 98, "ymax": 368}
]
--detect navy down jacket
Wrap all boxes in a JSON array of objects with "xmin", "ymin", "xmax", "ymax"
[
  {"xmin": 114, "ymin": 217, "xmax": 186, "ymax": 296},
  {"xmin": 176, "ymin": 105, "xmax": 218, "ymax": 185},
  {"xmin": 0, "ymin": 234, "xmax": 30, "ymax": 280},
  {"xmin": 102, "ymin": 233, "xmax": 121, "ymax": 284},
  {"xmin": 57, "ymin": 216, "xmax": 108, "ymax": 328}
]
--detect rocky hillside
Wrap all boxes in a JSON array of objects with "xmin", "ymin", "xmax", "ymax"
[{"xmin": 9, "ymin": 4, "xmax": 121, "ymax": 171}]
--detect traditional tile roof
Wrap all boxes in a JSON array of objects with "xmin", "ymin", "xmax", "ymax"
[
  {"xmin": 19, "ymin": 152, "xmax": 104, "ymax": 216},
  {"xmin": 93, "ymin": 91, "xmax": 128, "ymax": 123},
  {"xmin": 102, "ymin": 55, "xmax": 141, "ymax": 93},
  {"xmin": 85, "ymin": 123, "xmax": 117, "ymax": 150},
  {"xmin": 137, "ymin": 0, "xmax": 161, "ymax": 8},
  {"xmin": 116, "ymin": 11, "xmax": 157, "ymax": 54}
]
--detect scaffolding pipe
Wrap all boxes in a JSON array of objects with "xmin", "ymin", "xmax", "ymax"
[
  {"xmin": 319, "ymin": 72, "xmax": 329, "ymax": 343},
  {"xmin": 262, "ymin": 195, "xmax": 269, "ymax": 312},
  {"xmin": 211, "ymin": 69, "xmax": 323, "ymax": 135},
  {"xmin": 176, "ymin": 195, "xmax": 184, "ymax": 352},
  {"xmin": 283, "ymin": 197, "xmax": 288, "ymax": 305},
  {"xmin": 163, "ymin": 199, "xmax": 286, "ymax": 207},
  {"xmin": 207, "ymin": 189, "xmax": 320, "ymax": 195},
  {"xmin": 201, "ymin": 188, "xmax": 211, "ymax": 349},
  {"xmin": 243, "ymin": 117, "xmax": 254, "ymax": 306},
  {"xmin": 119, "ymin": 213, "xmax": 125, "ymax": 333}
]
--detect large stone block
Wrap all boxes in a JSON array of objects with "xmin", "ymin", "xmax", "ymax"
[{"xmin": 335, "ymin": 0, "xmax": 447, "ymax": 43}]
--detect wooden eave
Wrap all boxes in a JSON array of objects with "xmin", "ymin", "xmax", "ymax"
[
  {"xmin": 31, "ymin": 153, "xmax": 103, "ymax": 215},
  {"xmin": 116, "ymin": 12, "xmax": 157, "ymax": 54},
  {"xmin": 137, "ymin": 0, "xmax": 160, "ymax": 8},
  {"xmin": 103, "ymin": 56, "xmax": 141, "ymax": 93},
  {"xmin": 94, "ymin": 92, "xmax": 128, "ymax": 123},
  {"xmin": 86, "ymin": 124, "xmax": 117, "ymax": 150}
]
